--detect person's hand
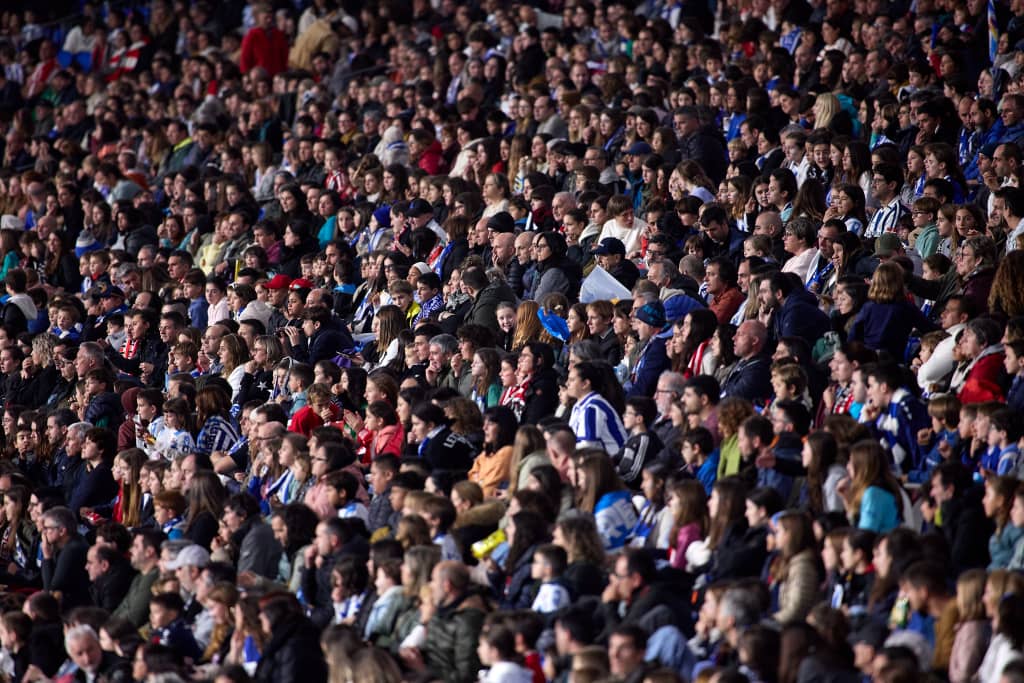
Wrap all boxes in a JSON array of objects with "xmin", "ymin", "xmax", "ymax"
[
  {"xmin": 917, "ymin": 428, "xmax": 934, "ymax": 446},
  {"xmin": 836, "ymin": 477, "xmax": 852, "ymax": 501},
  {"xmin": 822, "ymin": 387, "xmax": 835, "ymax": 411},
  {"xmin": 40, "ymin": 536, "xmax": 53, "ymax": 561},
  {"xmin": 344, "ymin": 411, "xmax": 363, "ymax": 433},
  {"xmin": 245, "ymin": 360, "xmax": 258, "ymax": 374},
  {"xmin": 425, "ymin": 362, "xmax": 440, "ymax": 385},
  {"xmin": 304, "ymin": 544, "xmax": 317, "ymax": 566},
  {"xmin": 755, "ymin": 449, "xmax": 776, "ymax": 469},
  {"xmin": 601, "ymin": 580, "xmax": 620, "ymax": 604},
  {"xmin": 20, "ymin": 357, "xmax": 34, "ymax": 380},
  {"xmin": 317, "ymin": 403, "xmax": 333, "ymax": 422},
  {"xmin": 281, "ymin": 327, "xmax": 301, "ymax": 346},
  {"xmin": 921, "ymin": 498, "xmax": 936, "ymax": 523},
  {"xmin": 399, "ymin": 647, "xmax": 427, "ymax": 672},
  {"xmin": 450, "ymin": 352, "xmax": 463, "ymax": 376},
  {"xmin": 237, "ymin": 571, "xmax": 260, "ymax": 588},
  {"xmin": 214, "ymin": 261, "xmax": 228, "ymax": 275},
  {"xmin": 861, "ymin": 402, "xmax": 880, "ymax": 421},
  {"xmin": 937, "ymin": 439, "xmax": 953, "ymax": 460},
  {"xmin": 233, "ymin": 471, "xmax": 247, "ymax": 483}
]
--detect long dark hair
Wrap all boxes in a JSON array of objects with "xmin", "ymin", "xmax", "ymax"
[
  {"xmin": 504, "ymin": 510, "xmax": 549, "ymax": 571},
  {"xmin": 483, "ymin": 406, "xmax": 517, "ymax": 453},
  {"xmin": 679, "ymin": 308, "xmax": 718, "ymax": 371},
  {"xmin": 804, "ymin": 431, "xmax": 838, "ymax": 516}
]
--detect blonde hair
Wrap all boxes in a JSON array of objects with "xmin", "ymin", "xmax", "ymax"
[
  {"xmin": 813, "ymin": 93, "xmax": 840, "ymax": 130},
  {"xmin": 956, "ymin": 569, "xmax": 988, "ymax": 622},
  {"xmin": 868, "ymin": 261, "xmax": 907, "ymax": 304}
]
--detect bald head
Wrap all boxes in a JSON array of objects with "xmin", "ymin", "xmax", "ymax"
[
  {"xmin": 492, "ymin": 232, "xmax": 516, "ymax": 267},
  {"xmin": 754, "ymin": 211, "xmax": 782, "ymax": 237}
]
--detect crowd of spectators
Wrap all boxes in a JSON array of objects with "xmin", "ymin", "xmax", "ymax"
[{"xmin": 2, "ymin": 0, "xmax": 1024, "ymax": 682}]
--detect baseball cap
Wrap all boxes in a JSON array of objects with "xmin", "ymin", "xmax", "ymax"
[
  {"xmin": 848, "ymin": 621, "xmax": 888, "ymax": 650},
  {"xmin": 407, "ymin": 198, "xmax": 433, "ymax": 217},
  {"xmin": 165, "ymin": 544, "xmax": 211, "ymax": 570},
  {"xmin": 99, "ymin": 285, "xmax": 125, "ymax": 299},
  {"xmin": 625, "ymin": 141, "xmax": 653, "ymax": 155},
  {"xmin": 265, "ymin": 274, "xmax": 293, "ymax": 290},
  {"xmin": 874, "ymin": 233, "xmax": 902, "ymax": 257},
  {"xmin": 591, "ymin": 237, "xmax": 626, "ymax": 256},
  {"xmin": 289, "ymin": 278, "xmax": 315, "ymax": 291}
]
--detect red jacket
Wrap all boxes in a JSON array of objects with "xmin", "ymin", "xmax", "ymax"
[
  {"xmin": 288, "ymin": 403, "xmax": 341, "ymax": 437},
  {"xmin": 240, "ymin": 27, "xmax": 288, "ymax": 76},
  {"xmin": 959, "ymin": 350, "xmax": 1006, "ymax": 404},
  {"xmin": 417, "ymin": 140, "xmax": 446, "ymax": 174}
]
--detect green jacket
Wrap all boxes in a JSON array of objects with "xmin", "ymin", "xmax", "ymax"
[
  {"xmin": 422, "ymin": 591, "xmax": 488, "ymax": 683},
  {"xmin": 112, "ymin": 566, "xmax": 159, "ymax": 627},
  {"xmin": 915, "ymin": 223, "xmax": 939, "ymax": 259}
]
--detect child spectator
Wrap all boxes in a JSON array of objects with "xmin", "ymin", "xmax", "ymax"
[
  {"xmin": 0, "ymin": 611, "xmax": 32, "ymax": 683},
  {"xmin": 285, "ymin": 361, "xmax": 315, "ymax": 417},
  {"xmin": 389, "ymin": 280, "xmax": 420, "ymax": 325},
  {"xmin": 422, "ymin": 495, "xmax": 461, "ymax": 562},
  {"xmin": 973, "ymin": 401, "xmax": 1003, "ymax": 473},
  {"xmin": 667, "ymin": 479, "xmax": 709, "ymax": 571},
  {"xmin": 613, "ymin": 396, "xmax": 664, "ymax": 489},
  {"xmin": 362, "ymin": 400, "xmax": 404, "ymax": 464},
  {"xmin": 477, "ymin": 623, "xmax": 534, "ymax": 683},
  {"xmin": 363, "ymin": 559, "xmax": 404, "ymax": 643},
  {"xmin": 529, "ymin": 544, "xmax": 571, "ymax": 614},
  {"xmin": 915, "ymin": 331, "xmax": 949, "ymax": 396},
  {"xmin": 324, "ymin": 470, "xmax": 368, "ymax": 523},
  {"xmin": 149, "ymin": 398, "xmax": 196, "ymax": 460},
  {"xmin": 823, "ymin": 527, "xmax": 850, "ymax": 608},
  {"xmin": 366, "ymin": 453, "xmax": 399, "ymax": 535},
  {"xmin": 1005, "ymin": 340, "xmax": 1024, "ymax": 412},
  {"xmin": 987, "ymin": 408, "xmax": 1022, "ymax": 476},
  {"xmin": 768, "ymin": 361, "xmax": 809, "ymax": 412},
  {"xmin": 290, "ymin": 454, "xmax": 315, "ymax": 504},
  {"xmin": 50, "ymin": 304, "xmax": 83, "ymax": 343},
  {"xmin": 630, "ymin": 462, "xmax": 673, "ymax": 550},
  {"xmin": 154, "ymin": 490, "xmax": 187, "ymax": 539},
  {"xmin": 680, "ymin": 427, "xmax": 719, "ymax": 495},
  {"xmin": 837, "ymin": 528, "xmax": 877, "ymax": 615},
  {"xmin": 910, "ymin": 393, "xmax": 961, "ymax": 483},
  {"xmin": 148, "ymin": 592, "xmax": 202, "ymax": 661}
]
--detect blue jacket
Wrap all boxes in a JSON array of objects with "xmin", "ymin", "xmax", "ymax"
[
  {"xmin": 849, "ymin": 300, "xmax": 936, "ymax": 361},
  {"xmin": 873, "ymin": 388, "xmax": 930, "ymax": 474},
  {"xmin": 858, "ymin": 486, "xmax": 899, "ymax": 533},
  {"xmin": 721, "ymin": 355, "xmax": 772, "ymax": 406},
  {"xmin": 990, "ymin": 524, "xmax": 1024, "ymax": 569},
  {"xmin": 626, "ymin": 332, "xmax": 670, "ymax": 398},
  {"xmin": 772, "ymin": 288, "xmax": 831, "ymax": 349}
]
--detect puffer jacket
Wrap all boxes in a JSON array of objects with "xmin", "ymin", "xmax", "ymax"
[
  {"xmin": 773, "ymin": 549, "xmax": 823, "ymax": 624},
  {"xmin": 423, "ymin": 590, "xmax": 488, "ymax": 683}
]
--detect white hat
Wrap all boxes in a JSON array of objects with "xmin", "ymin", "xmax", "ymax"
[{"xmin": 164, "ymin": 544, "xmax": 211, "ymax": 570}]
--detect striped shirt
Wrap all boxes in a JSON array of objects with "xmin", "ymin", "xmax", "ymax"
[
  {"xmin": 865, "ymin": 197, "xmax": 905, "ymax": 238},
  {"xmin": 569, "ymin": 391, "xmax": 627, "ymax": 453}
]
